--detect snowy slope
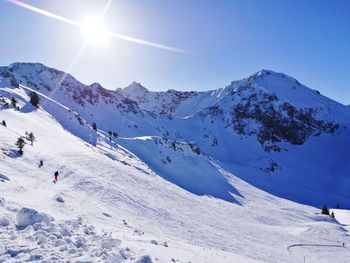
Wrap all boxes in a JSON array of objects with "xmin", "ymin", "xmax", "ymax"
[
  {"xmin": 118, "ymin": 70, "xmax": 350, "ymax": 208},
  {"xmin": 1, "ymin": 62, "xmax": 350, "ymax": 262},
  {"xmin": 1, "ymin": 92, "xmax": 350, "ymax": 262},
  {"xmin": 2, "ymin": 63, "xmax": 350, "ymax": 208}
]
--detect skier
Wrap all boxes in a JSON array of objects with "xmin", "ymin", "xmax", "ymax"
[{"xmin": 54, "ymin": 171, "xmax": 59, "ymax": 183}]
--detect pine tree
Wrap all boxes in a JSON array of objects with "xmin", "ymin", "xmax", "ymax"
[
  {"xmin": 336, "ymin": 202, "xmax": 340, "ymax": 209},
  {"xmin": 1, "ymin": 120, "xmax": 6, "ymax": 127},
  {"xmin": 113, "ymin": 131, "xmax": 118, "ymax": 138},
  {"xmin": 108, "ymin": 130, "xmax": 112, "ymax": 140},
  {"xmin": 29, "ymin": 92, "xmax": 40, "ymax": 108},
  {"xmin": 11, "ymin": 97, "xmax": 17, "ymax": 107},
  {"xmin": 92, "ymin": 122, "xmax": 97, "ymax": 131},
  {"xmin": 15, "ymin": 137, "xmax": 25, "ymax": 155},
  {"xmin": 321, "ymin": 204, "xmax": 330, "ymax": 215},
  {"xmin": 27, "ymin": 132, "xmax": 36, "ymax": 146}
]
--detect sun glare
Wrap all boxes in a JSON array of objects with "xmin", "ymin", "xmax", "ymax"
[{"xmin": 82, "ymin": 16, "xmax": 109, "ymax": 46}]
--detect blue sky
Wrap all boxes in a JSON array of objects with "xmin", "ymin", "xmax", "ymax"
[{"xmin": 1, "ymin": 0, "xmax": 350, "ymax": 103}]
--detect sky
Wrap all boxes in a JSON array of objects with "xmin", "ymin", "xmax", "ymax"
[{"xmin": 0, "ymin": 0, "xmax": 350, "ymax": 104}]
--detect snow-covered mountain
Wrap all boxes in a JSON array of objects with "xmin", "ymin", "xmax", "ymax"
[
  {"xmin": 1, "ymin": 62, "xmax": 350, "ymax": 262},
  {"xmin": 119, "ymin": 81, "xmax": 200, "ymax": 116}
]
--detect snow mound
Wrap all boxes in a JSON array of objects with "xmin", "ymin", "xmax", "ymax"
[
  {"xmin": 0, "ymin": 174, "xmax": 10, "ymax": 181},
  {"xmin": 1, "ymin": 205, "xmax": 132, "ymax": 262},
  {"xmin": 16, "ymin": 208, "xmax": 52, "ymax": 229}
]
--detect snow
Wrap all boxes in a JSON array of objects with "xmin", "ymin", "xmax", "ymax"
[
  {"xmin": 1, "ymin": 63, "xmax": 350, "ymax": 262},
  {"xmin": 333, "ymin": 209, "xmax": 350, "ymax": 229},
  {"xmin": 16, "ymin": 208, "xmax": 52, "ymax": 229}
]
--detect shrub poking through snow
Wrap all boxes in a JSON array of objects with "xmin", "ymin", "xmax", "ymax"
[
  {"xmin": 321, "ymin": 204, "xmax": 330, "ymax": 215},
  {"xmin": 26, "ymin": 131, "xmax": 36, "ymax": 146},
  {"xmin": 29, "ymin": 91, "xmax": 40, "ymax": 108},
  {"xmin": 1, "ymin": 120, "xmax": 6, "ymax": 127},
  {"xmin": 11, "ymin": 96, "xmax": 17, "ymax": 107},
  {"xmin": 92, "ymin": 122, "xmax": 97, "ymax": 131},
  {"xmin": 15, "ymin": 136, "xmax": 25, "ymax": 155}
]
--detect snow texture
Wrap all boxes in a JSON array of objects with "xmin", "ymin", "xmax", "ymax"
[{"xmin": 1, "ymin": 62, "xmax": 350, "ymax": 262}]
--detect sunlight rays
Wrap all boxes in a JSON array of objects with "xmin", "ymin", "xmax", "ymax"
[
  {"xmin": 6, "ymin": 0, "xmax": 80, "ymax": 27},
  {"xmin": 51, "ymin": 41, "xmax": 89, "ymax": 98},
  {"xmin": 5, "ymin": 0, "xmax": 189, "ymax": 54},
  {"xmin": 6, "ymin": 0, "xmax": 189, "ymax": 98}
]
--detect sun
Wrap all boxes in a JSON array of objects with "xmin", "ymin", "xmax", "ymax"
[{"xmin": 82, "ymin": 16, "xmax": 109, "ymax": 46}]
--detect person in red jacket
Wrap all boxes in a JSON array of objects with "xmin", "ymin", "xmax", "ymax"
[{"xmin": 54, "ymin": 171, "xmax": 59, "ymax": 183}]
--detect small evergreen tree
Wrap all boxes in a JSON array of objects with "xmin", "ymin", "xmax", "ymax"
[
  {"xmin": 330, "ymin": 211, "xmax": 335, "ymax": 218},
  {"xmin": 29, "ymin": 92, "xmax": 40, "ymax": 107},
  {"xmin": 321, "ymin": 204, "xmax": 330, "ymax": 215},
  {"xmin": 27, "ymin": 132, "xmax": 36, "ymax": 146},
  {"xmin": 11, "ymin": 97, "xmax": 17, "ymax": 107},
  {"xmin": 336, "ymin": 202, "xmax": 340, "ymax": 209},
  {"xmin": 1, "ymin": 120, "xmax": 6, "ymax": 127},
  {"xmin": 15, "ymin": 137, "xmax": 25, "ymax": 155},
  {"xmin": 92, "ymin": 122, "xmax": 97, "ymax": 131},
  {"xmin": 113, "ymin": 131, "xmax": 118, "ymax": 138}
]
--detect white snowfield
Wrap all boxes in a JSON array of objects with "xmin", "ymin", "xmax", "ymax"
[{"xmin": 1, "ymin": 63, "xmax": 350, "ymax": 262}]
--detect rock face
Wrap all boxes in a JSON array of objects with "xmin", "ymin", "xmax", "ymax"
[{"xmin": 231, "ymin": 84, "xmax": 339, "ymax": 151}]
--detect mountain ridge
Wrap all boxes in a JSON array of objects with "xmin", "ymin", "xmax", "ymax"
[{"xmin": 1, "ymin": 62, "xmax": 350, "ymax": 209}]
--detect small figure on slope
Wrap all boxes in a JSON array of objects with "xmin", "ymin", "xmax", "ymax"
[{"xmin": 53, "ymin": 171, "xmax": 59, "ymax": 183}]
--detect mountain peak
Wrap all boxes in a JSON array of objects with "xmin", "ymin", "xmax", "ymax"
[
  {"xmin": 122, "ymin": 81, "xmax": 149, "ymax": 98},
  {"xmin": 249, "ymin": 69, "xmax": 290, "ymax": 80},
  {"xmin": 89, "ymin": 82, "xmax": 103, "ymax": 90}
]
